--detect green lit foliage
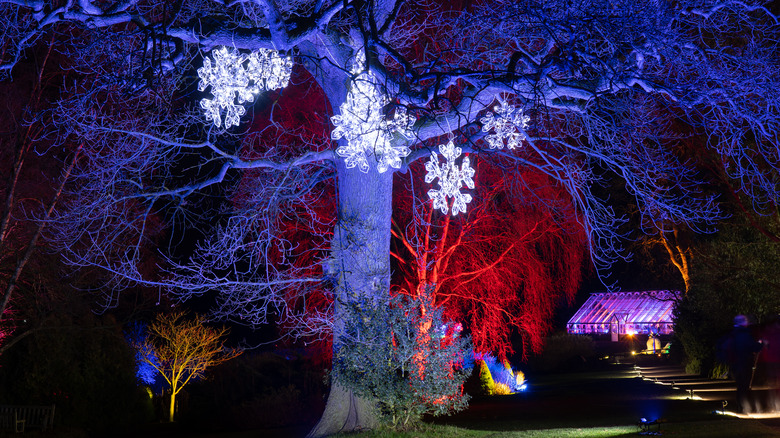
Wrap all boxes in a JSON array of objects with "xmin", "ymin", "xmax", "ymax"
[
  {"xmin": 674, "ymin": 216, "xmax": 780, "ymax": 375},
  {"xmin": 333, "ymin": 291, "xmax": 471, "ymax": 429},
  {"xmin": 476, "ymin": 360, "xmax": 496, "ymax": 395}
]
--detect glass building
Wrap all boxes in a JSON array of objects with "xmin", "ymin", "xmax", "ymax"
[{"xmin": 566, "ymin": 290, "xmax": 680, "ymax": 336}]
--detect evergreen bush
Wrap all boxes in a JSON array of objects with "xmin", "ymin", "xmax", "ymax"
[{"xmin": 333, "ymin": 290, "xmax": 471, "ymax": 428}]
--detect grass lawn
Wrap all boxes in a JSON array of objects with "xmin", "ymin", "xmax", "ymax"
[
  {"xmin": 333, "ymin": 362, "xmax": 780, "ymax": 438},
  {"xmin": 333, "ymin": 419, "xmax": 779, "ymax": 437},
  {"xmin": 6, "ymin": 361, "xmax": 780, "ymax": 437},
  {"xmin": 4, "ymin": 420, "xmax": 778, "ymax": 438}
]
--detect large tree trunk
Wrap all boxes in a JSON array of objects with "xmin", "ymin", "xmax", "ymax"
[
  {"xmin": 307, "ymin": 161, "xmax": 394, "ymax": 437},
  {"xmin": 307, "ymin": 382, "xmax": 378, "ymax": 438},
  {"xmin": 169, "ymin": 391, "xmax": 176, "ymax": 422}
]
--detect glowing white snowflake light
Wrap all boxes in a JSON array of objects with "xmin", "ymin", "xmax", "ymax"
[
  {"xmin": 198, "ymin": 47, "xmax": 293, "ymax": 129},
  {"xmin": 331, "ymin": 52, "xmax": 416, "ymax": 173},
  {"xmin": 247, "ymin": 48, "xmax": 294, "ymax": 90},
  {"xmin": 480, "ymin": 98, "xmax": 530, "ymax": 150},
  {"xmin": 425, "ymin": 140, "xmax": 475, "ymax": 216}
]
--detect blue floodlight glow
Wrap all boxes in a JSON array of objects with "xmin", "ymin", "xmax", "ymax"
[
  {"xmin": 125, "ymin": 322, "xmax": 161, "ymax": 387},
  {"xmin": 135, "ymin": 351, "xmax": 158, "ymax": 385}
]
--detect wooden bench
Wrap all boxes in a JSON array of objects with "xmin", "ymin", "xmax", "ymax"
[{"xmin": 0, "ymin": 405, "xmax": 55, "ymax": 433}]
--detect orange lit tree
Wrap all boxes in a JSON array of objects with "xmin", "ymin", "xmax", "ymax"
[
  {"xmin": 132, "ymin": 312, "xmax": 241, "ymax": 422},
  {"xmin": 644, "ymin": 224, "xmax": 691, "ymax": 294}
]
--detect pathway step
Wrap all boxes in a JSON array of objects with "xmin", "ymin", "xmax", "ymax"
[{"xmin": 634, "ymin": 364, "xmax": 780, "ymax": 413}]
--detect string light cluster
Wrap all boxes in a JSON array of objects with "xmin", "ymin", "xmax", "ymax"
[
  {"xmin": 198, "ymin": 47, "xmax": 293, "ymax": 128},
  {"xmin": 480, "ymin": 98, "xmax": 530, "ymax": 150},
  {"xmin": 425, "ymin": 140, "xmax": 476, "ymax": 216},
  {"xmin": 195, "ymin": 49, "xmax": 545, "ymax": 219},
  {"xmin": 331, "ymin": 52, "xmax": 416, "ymax": 173}
]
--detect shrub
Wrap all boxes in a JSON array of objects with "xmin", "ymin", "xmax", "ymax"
[
  {"xmin": 334, "ymin": 290, "xmax": 471, "ymax": 428},
  {"xmin": 0, "ymin": 314, "xmax": 153, "ymax": 433},
  {"xmin": 710, "ymin": 362, "xmax": 729, "ymax": 380},
  {"xmin": 492, "ymin": 382, "xmax": 513, "ymax": 395},
  {"xmin": 476, "ymin": 360, "xmax": 495, "ymax": 395}
]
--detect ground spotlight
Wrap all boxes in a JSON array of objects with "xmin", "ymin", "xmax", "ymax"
[{"xmin": 637, "ymin": 417, "xmax": 663, "ymax": 435}]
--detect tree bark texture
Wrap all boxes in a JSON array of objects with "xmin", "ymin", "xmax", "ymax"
[{"xmin": 308, "ymin": 157, "xmax": 394, "ymax": 436}]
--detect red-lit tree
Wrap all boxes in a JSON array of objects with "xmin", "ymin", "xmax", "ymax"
[
  {"xmin": 392, "ymin": 159, "xmax": 587, "ymax": 359},
  {"xmin": 3, "ymin": 1, "xmax": 779, "ymax": 435}
]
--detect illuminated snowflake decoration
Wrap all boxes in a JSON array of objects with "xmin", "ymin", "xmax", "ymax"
[
  {"xmin": 331, "ymin": 52, "xmax": 416, "ymax": 173},
  {"xmin": 425, "ymin": 140, "xmax": 475, "ymax": 216},
  {"xmin": 480, "ymin": 98, "xmax": 530, "ymax": 150},
  {"xmin": 246, "ymin": 48, "xmax": 294, "ymax": 91},
  {"xmin": 198, "ymin": 47, "xmax": 293, "ymax": 129}
]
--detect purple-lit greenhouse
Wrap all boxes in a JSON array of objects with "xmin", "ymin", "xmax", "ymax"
[{"xmin": 567, "ymin": 291, "xmax": 680, "ymax": 336}]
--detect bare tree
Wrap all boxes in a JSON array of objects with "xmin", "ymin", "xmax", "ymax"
[
  {"xmin": 130, "ymin": 312, "xmax": 241, "ymax": 422},
  {"xmin": 0, "ymin": 38, "xmax": 83, "ymax": 349},
  {"xmin": 3, "ymin": 0, "xmax": 779, "ymax": 435}
]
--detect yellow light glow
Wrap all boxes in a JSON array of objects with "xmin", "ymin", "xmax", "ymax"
[
  {"xmin": 713, "ymin": 409, "xmax": 780, "ymax": 419},
  {"xmin": 661, "ymin": 394, "xmax": 703, "ymax": 401},
  {"xmin": 493, "ymin": 383, "xmax": 513, "ymax": 395},
  {"xmin": 518, "ymin": 426, "xmax": 635, "ymax": 437}
]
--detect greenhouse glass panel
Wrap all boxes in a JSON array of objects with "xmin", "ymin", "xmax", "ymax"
[{"xmin": 566, "ymin": 291, "xmax": 680, "ymax": 336}]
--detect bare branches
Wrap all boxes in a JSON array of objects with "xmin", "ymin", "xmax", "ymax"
[
  {"xmin": 130, "ymin": 311, "xmax": 241, "ymax": 421},
  {"xmin": 391, "ymin": 159, "xmax": 588, "ymax": 357},
  {"xmin": 3, "ymin": 0, "xmax": 778, "ymax": 346}
]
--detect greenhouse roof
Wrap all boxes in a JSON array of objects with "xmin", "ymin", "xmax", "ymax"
[{"xmin": 566, "ymin": 290, "xmax": 680, "ymax": 335}]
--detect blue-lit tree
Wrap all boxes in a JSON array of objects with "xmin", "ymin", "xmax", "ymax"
[{"xmin": 3, "ymin": 0, "xmax": 779, "ymax": 435}]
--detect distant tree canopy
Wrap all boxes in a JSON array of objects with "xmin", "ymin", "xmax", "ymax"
[
  {"xmin": 0, "ymin": 311, "xmax": 152, "ymax": 432},
  {"xmin": 674, "ymin": 212, "xmax": 780, "ymax": 375}
]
